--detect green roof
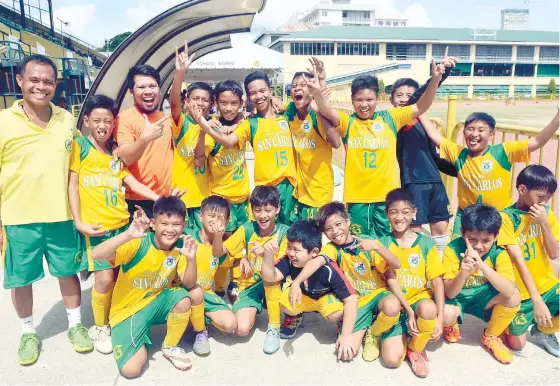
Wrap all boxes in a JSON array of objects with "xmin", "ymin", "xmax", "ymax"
[{"xmin": 282, "ymin": 26, "xmax": 560, "ymax": 44}]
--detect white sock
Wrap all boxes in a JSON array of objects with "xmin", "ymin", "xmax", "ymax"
[
  {"xmin": 432, "ymin": 234, "xmax": 449, "ymax": 258},
  {"xmin": 66, "ymin": 306, "xmax": 82, "ymax": 329},
  {"xmin": 21, "ymin": 315, "xmax": 36, "ymax": 335}
]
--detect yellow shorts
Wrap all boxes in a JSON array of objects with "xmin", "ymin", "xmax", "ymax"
[{"xmin": 280, "ymin": 286, "xmax": 343, "ymax": 319}]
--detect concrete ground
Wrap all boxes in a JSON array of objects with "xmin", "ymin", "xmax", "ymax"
[{"xmin": 2, "ymin": 159, "xmax": 559, "ymax": 385}]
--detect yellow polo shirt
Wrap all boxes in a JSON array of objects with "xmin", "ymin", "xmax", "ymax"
[{"xmin": 0, "ymin": 100, "xmax": 80, "ymax": 225}]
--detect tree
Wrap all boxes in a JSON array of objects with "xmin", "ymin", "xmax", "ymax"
[
  {"xmin": 547, "ymin": 79, "xmax": 557, "ymax": 95},
  {"xmin": 378, "ymin": 78, "xmax": 385, "ymax": 94},
  {"xmin": 101, "ymin": 32, "xmax": 132, "ymax": 52}
]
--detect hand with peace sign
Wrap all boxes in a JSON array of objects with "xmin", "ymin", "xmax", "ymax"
[
  {"xmin": 350, "ymin": 236, "xmax": 381, "ymax": 252},
  {"xmin": 140, "ymin": 113, "xmax": 169, "ymax": 142},
  {"xmin": 439, "ymin": 46, "xmax": 457, "ymax": 69},
  {"xmin": 175, "ymin": 40, "xmax": 195, "ymax": 73},
  {"xmin": 308, "ymin": 56, "xmax": 326, "ymax": 84}
]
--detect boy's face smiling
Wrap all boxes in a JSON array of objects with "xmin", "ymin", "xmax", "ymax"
[
  {"xmin": 247, "ymin": 79, "xmax": 271, "ymax": 114},
  {"xmin": 390, "ymin": 85, "xmax": 416, "ymax": 108},
  {"xmin": 84, "ymin": 108, "xmax": 115, "ymax": 145},
  {"xmin": 352, "ymin": 88, "xmax": 378, "ymax": 119},
  {"xmin": 188, "ymin": 88, "xmax": 212, "ymax": 118},
  {"xmin": 518, "ymin": 186, "xmax": 553, "ymax": 211},
  {"xmin": 323, "ymin": 213, "xmax": 352, "ymax": 245},
  {"xmin": 151, "ymin": 214, "xmax": 186, "ymax": 250},
  {"xmin": 291, "ymin": 76, "xmax": 312, "ymax": 110},
  {"xmin": 287, "ymin": 240, "xmax": 317, "ymax": 268},
  {"xmin": 252, "ymin": 204, "xmax": 279, "ymax": 233},
  {"xmin": 217, "ymin": 91, "xmax": 241, "ymax": 122},
  {"xmin": 200, "ymin": 208, "xmax": 229, "ymax": 237},
  {"xmin": 463, "ymin": 119, "xmax": 495, "ymax": 156},
  {"xmin": 461, "ymin": 230, "xmax": 497, "ymax": 257},
  {"xmin": 386, "ymin": 201, "xmax": 416, "ymax": 234}
]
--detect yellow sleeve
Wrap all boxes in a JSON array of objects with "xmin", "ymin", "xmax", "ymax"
[
  {"xmin": 388, "ymin": 106, "xmax": 414, "ymax": 132},
  {"xmin": 440, "ymin": 137, "xmax": 463, "ymax": 164},
  {"xmin": 223, "ymin": 226, "xmax": 246, "ymax": 258},
  {"xmin": 497, "ymin": 213, "xmax": 518, "ymax": 246},
  {"xmin": 119, "ymin": 164, "xmax": 131, "ymax": 180},
  {"xmin": 443, "ymin": 246, "xmax": 460, "ymax": 280},
  {"xmin": 114, "ymin": 238, "xmax": 142, "ymax": 266},
  {"xmin": 205, "ymin": 134, "xmax": 217, "ymax": 157},
  {"xmin": 319, "ymin": 243, "xmax": 338, "ymax": 262},
  {"xmin": 73, "ymin": 126, "xmax": 81, "ymax": 138},
  {"xmin": 503, "ymin": 140, "xmax": 530, "ymax": 163},
  {"xmin": 69, "ymin": 140, "xmax": 81, "ymax": 173},
  {"xmin": 275, "ymin": 236, "xmax": 288, "ymax": 263},
  {"xmin": 548, "ymin": 210, "xmax": 560, "ymax": 242},
  {"xmin": 425, "ymin": 246, "xmax": 445, "ymax": 280},
  {"xmin": 233, "ymin": 119, "xmax": 250, "ymax": 148},
  {"xmin": 176, "ymin": 254, "xmax": 187, "ymax": 276},
  {"xmin": 171, "ymin": 113, "xmax": 185, "ymax": 140},
  {"xmin": 336, "ymin": 111, "xmax": 350, "ymax": 138},
  {"xmin": 372, "ymin": 251, "xmax": 388, "ymax": 274},
  {"xmin": 495, "ymin": 250, "xmax": 515, "ymax": 281}
]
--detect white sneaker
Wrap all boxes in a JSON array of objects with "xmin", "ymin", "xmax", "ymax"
[
  {"xmin": 162, "ymin": 345, "xmax": 192, "ymax": 371},
  {"xmin": 88, "ymin": 325, "xmax": 112, "ymax": 354}
]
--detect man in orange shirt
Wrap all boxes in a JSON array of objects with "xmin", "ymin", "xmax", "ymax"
[{"xmin": 116, "ymin": 65, "xmax": 173, "ymax": 219}]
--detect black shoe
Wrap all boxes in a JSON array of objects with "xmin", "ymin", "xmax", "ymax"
[{"xmin": 280, "ymin": 313, "xmax": 303, "ymax": 339}]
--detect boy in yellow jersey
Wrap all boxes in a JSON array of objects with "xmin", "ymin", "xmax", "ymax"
[
  {"xmin": 91, "ymin": 197, "xmax": 204, "ymax": 377},
  {"xmin": 378, "ymin": 189, "xmax": 445, "ymax": 378},
  {"xmin": 170, "ymin": 43, "xmax": 213, "ymax": 229},
  {"xmin": 68, "ymin": 95, "xmax": 163, "ymax": 354},
  {"xmin": 442, "ymin": 204, "xmax": 521, "ymax": 364},
  {"xmin": 497, "ymin": 165, "xmax": 559, "ymax": 357},
  {"xmin": 185, "ymin": 195, "xmax": 238, "ymax": 356},
  {"xmin": 210, "ymin": 186, "xmax": 289, "ymax": 354},
  {"xmin": 423, "ymin": 109, "xmax": 560, "ymax": 239},
  {"xmin": 289, "ymin": 202, "xmax": 403, "ymax": 361},
  {"xmin": 261, "ymin": 219, "xmax": 359, "ymax": 361},
  {"xmin": 198, "ymin": 71, "xmax": 297, "ymax": 225},
  {"xmin": 329, "ymin": 61, "xmax": 445, "ymax": 238}
]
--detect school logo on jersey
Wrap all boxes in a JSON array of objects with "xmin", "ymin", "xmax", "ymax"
[
  {"xmin": 164, "ymin": 256, "xmax": 177, "ymax": 269},
  {"xmin": 371, "ymin": 122, "xmax": 383, "ymax": 133},
  {"xmin": 349, "ymin": 224, "xmax": 362, "ymax": 235},
  {"xmin": 301, "ymin": 120, "xmax": 312, "ymax": 133},
  {"xmin": 354, "ymin": 261, "xmax": 366, "ymax": 276},
  {"xmin": 512, "ymin": 313, "xmax": 528, "ymax": 326},
  {"xmin": 408, "ymin": 254, "xmax": 420, "ymax": 268},
  {"xmin": 109, "ymin": 159, "xmax": 120, "ymax": 173},
  {"xmin": 481, "ymin": 160, "xmax": 493, "ymax": 173},
  {"xmin": 278, "ymin": 120, "xmax": 289, "ymax": 131},
  {"xmin": 210, "ymin": 256, "xmax": 219, "ymax": 269},
  {"xmin": 65, "ymin": 139, "xmax": 73, "ymax": 152}
]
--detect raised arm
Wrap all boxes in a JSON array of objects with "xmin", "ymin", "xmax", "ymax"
[
  {"xmin": 196, "ymin": 111, "xmax": 240, "ymax": 149},
  {"xmin": 261, "ymin": 243, "xmax": 286, "ymax": 283},
  {"xmin": 304, "ymin": 69, "xmax": 340, "ymax": 127},
  {"xmin": 528, "ymin": 109, "xmax": 559, "ymax": 153},
  {"xmin": 417, "ymin": 114, "xmax": 443, "ymax": 148},
  {"xmin": 171, "ymin": 41, "xmax": 195, "ymax": 125},
  {"xmin": 411, "ymin": 59, "xmax": 444, "ymax": 118}
]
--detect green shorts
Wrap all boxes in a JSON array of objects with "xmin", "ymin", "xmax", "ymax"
[
  {"xmin": 3, "ymin": 220, "xmax": 85, "ymax": 289},
  {"xmin": 203, "ymin": 290, "xmax": 232, "ymax": 325},
  {"xmin": 347, "ymin": 202, "xmax": 390, "ymax": 238},
  {"xmin": 509, "ymin": 283, "xmax": 560, "ymax": 336},
  {"xmin": 186, "ymin": 207, "xmax": 202, "ymax": 230},
  {"xmin": 226, "ymin": 200, "xmax": 249, "ymax": 232},
  {"xmin": 290, "ymin": 199, "xmax": 319, "ymax": 224},
  {"xmin": 275, "ymin": 179, "xmax": 295, "ymax": 226},
  {"xmin": 84, "ymin": 224, "xmax": 128, "ymax": 272},
  {"xmin": 354, "ymin": 290, "xmax": 393, "ymax": 333},
  {"xmin": 445, "ymin": 283, "xmax": 498, "ymax": 323},
  {"xmin": 231, "ymin": 281, "xmax": 265, "ymax": 313},
  {"xmin": 451, "ymin": 208, "xmax": 463, "ymax": 240},
  {"xmin": 381, "ymin": 299, "xmax": 425, "ymax": 342},
  {"xmin": 111, "ymin": 287, "xmax": 190, "ymax": 370}
]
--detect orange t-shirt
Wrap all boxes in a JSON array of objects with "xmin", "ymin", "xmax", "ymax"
[{"xmin": 116, "ymin": 106, "xmax": 173, "ymax": 200}]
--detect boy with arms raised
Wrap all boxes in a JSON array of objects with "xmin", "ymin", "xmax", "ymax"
[
  {"xmin": 497, "ymin": 165, "xmax": 559, "ymax": 356},
  {"xmin": 260, "ymin": 220, "xmax": 359, "ymax": 360},
  {"xmin": 210, "ymin": 186, "xmax": 289, "ymax": 354},
  {"xmin": 442, "ymin": 204, "xmax": 521, "ymax": 364},
  {"xmin": 380, "ymin": 189, "xmax": 445, "ymax": 378},
  {"xmin": 91, "ymin": 197, "xmax": 203, "ymax": 377}
]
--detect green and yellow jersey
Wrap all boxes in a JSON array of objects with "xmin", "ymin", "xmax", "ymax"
[
  {"xmin": 498, "ymin": 204, "xmax": 560, "ymax": 300},
  {"xmin": 69, "ymin": 136, "xmax": 130, "ymax": 230},
  {"xmin": 443, "ymin": 238, "xmax": 515, "ymax": 289},
  {"xmin": 284, "ymin": 103, "xmax": 333, "ymax": 207},
  {"xmin": 440, "ymin": 139, "xmax": 529, "ymax": 211},
  {"xmin": 185, "ymin": 229, "xmax": 227, "ymax": 291},
  {"xmin": 338, "ymin": 106, "xmax": 414, "ymax": 203},
  {"xmin": 223, "ymin": 222, "xmax": 289, "ymax": 291},
  {"xmin": 109, "ymin": 233, "xmax": 188, "ymax": 327},
  {"xmin": 233, "ymin": 114, "xmax": 297, "ymax": 187},
  {"xmin": 171, "ymin": 114, "xmax": 212, "ymax": 208}
]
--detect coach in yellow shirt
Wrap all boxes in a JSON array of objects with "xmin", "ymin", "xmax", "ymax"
[{"xmin": 0, "ymin": 55, "xmax": 92, "ymax": 366}]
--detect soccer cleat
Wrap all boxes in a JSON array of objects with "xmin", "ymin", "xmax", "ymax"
[
  {"xmin": 18, "ymin": 333, "xmax": 41, "ymax": 366},
  {"xmin": 531, "ymin": 326, "xmax": 559, "ymax": 357},
  {"xmin": 227, "ymin": 282, "xmax": 239, "ymax": 304},
  {"xmin": 280, "ymin": 314, "xmax": 303, "ymax": 339},
  {"xmin": 443, "ymin": 322, "xmax": 461, "ymax": 343},
  {"xmin": 162, "ymin": 345, "xmax": 192, "ymax": 371},
  {"xmin": 88, "ymin": 325, "xmax": 113, "ymax": 354},
  {"xmin": 193, "ymin": 330, "xmax": 211, "ymax": 356},
  {"xmin": 263, "ymin": 327, "xmax": 281, "ymax": 354},
  {"xmin": 362, "ymin": 327, "xmax": 380, "ymax": 362},
  {"xmin": 68, "ymin": 323, "xmax": 94, "ymax": 353},
  {"xmin": 481, "ymin": 329, "xmax": 513, "ymax": 364},
  {"xmin": 406, "ymin": 349, "xmax": 430, "ymax": 378}
]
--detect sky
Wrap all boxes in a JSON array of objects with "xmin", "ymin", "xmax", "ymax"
[{"xmin": 1, "ymin": 0, "xmax": 558, "ymax": 48}]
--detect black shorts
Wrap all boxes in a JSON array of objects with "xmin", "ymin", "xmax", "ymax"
[
  {"xmin": 405, "ymin": 182, "xmax": 452, "ymax": 225},
  {"xmin": 127, "ymin": 199, "xmax": 155, "ymax": 221}
]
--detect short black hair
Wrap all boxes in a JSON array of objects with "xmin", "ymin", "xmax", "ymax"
[
  {"xmin": 18, "ymin": 54, "xmax": 58, "ymax": 79},
  {"xmin": 316, "ymin": 201, "xmax": 348, "ymax": 231},
  {"xmin": 250, "ymin": 185, "xmax": 279, "ymax": 208},
  {"xmin": 82, "ymin": 94, "xmax": 119, "ymax": 118},
  {"xmin": 187, "ymin": 82, "xmax": 214, "ymax": 102},
  {"xmin": 153, "ymin": 196, "xmax": 186, "ymax": 219},
  {"xmin": 244, "ymin": 71, "xmax": 271, "ymax": 95},
  {"xmin": 386, "ymin": 188, "xmax": 416, "ymax": 210},
  {"xmin": 126, "ymin": 64, "xmax": 160, "ymax": 91},
  {"xmin": 464, "ymin": 112, "xmax": 496, "ymax": 131},
  {"xmin": 516, "ymin": 164, "xmax": 557, "ymax": 195},
  {"xmin": 291, "ymin": 72, "xmax": 313, "ymax": 84},
  {"xmin": 287, "ymin": 220, "xmax": 322, "ymax": 252},
  {"xmin": 214, "ymin": 80, "xmax": 243, "ymax": 102},
  {"xmin": 351, "ymin": 75, "xmax": 379, "ymax": 98},
  {"xmin": 461, "ymin": 204, "xmax": 502, "ymax": 236},
  {"xmin": 391, "ymin": 78, "xmax": 419, "ymax": 98},
  {"xmin": 200, "ymin": 195, "xmax": 231, "ymax": 219}
]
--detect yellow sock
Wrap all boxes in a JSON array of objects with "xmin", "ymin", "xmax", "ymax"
[
  {"xmin": 214, "ymin": 266, "xmax": 228, "ymax": 292},
  {"xmin": 371, "ymin": 311, "xmax": 400, "ymax": 336},
  {"xmin": 91, "ymin": 286, "xmax": 113, "ymax": 326},
  {"xmin": 408, "ymin": 317, "xmax": 437, "ymax": 352},
  {"xmin": 190, "ymin": 303, "xmax": 206, "ymax": 332},
  {"xmin": 163, "ymin": 311, "xmax": 191, "ymax": 348},
  {"xmin": 486, "ymin": 304, "xmax": 520, "ymax": 336},
  {"xmin": 264, "ymin": 284, "xmax": 282, "ymax": 328},
  {"xmin": 537, "ymin": 315, "xmax": 560, "ymax": 335}
]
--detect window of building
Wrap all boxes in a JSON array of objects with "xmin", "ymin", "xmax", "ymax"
[
  {"xmin": 537, "ymin": 63, "xmax": 560, "ymax": 77},
  {"xmin": 385, "ymin": 21, "xmax": 390, "ymax": 26},
  {"xmin": 337, "ymin": 42, "xmax": 379, "ymax": 56},
  {"xmin": 475, "ymin": 45, "xmax": 513, "ymax": 61},
  {"xmin": 473, "ymin": 85, "xmax": 509, "ymax": 95},
  {"xmin": 516, "ymin": 46, "xmax": 535, "ymax": 61},
  {"xmin": 386, "ymin": 43, "xmax": 426, "ymax": 60},
  {"xmin": 393, "ymin": 21, "xmax": 398, "ymax": 26},
  {"xmin": 322, "ymin": 11, "xmax": 327, "ymax": 17},
  {"xmin": 539, "ymin": 46, "xmax": 559, "ymax": 62},
  {"xmin": 473, "ymin": 63, "xmax": 513, "ymax": 76},
  {"xmin": 514, "ymin": 63, "xmax": 534, "ymax": 77},
  {"xmin": 432, "ymin": 44, "xmax": 470, "ymax": 60},
  {"xmin": 290, "ymin": 42, "xmax": 335, "ymax": 56},
  {"xmin": 436, "ymin": 85, "xmax": 469, "ymax": 96},
  {"xmin": 400, "ymin": 21, "xmax": 406, "ymax": 26},
  {"xmin": 514, "ymin": 85, "xmax": 532, "ymax": 96},
  {"xmin": 448, "ymin": 63, "xmax": 472, "ymax": 76},
  {"xmin": 343, "ymin": 11, "xmax": 347, "ymax": 17}
]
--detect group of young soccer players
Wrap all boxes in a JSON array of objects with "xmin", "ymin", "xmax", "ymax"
[{"xmin": 9, "ymin": 42, "xmax": 560, "ymax": 379}]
